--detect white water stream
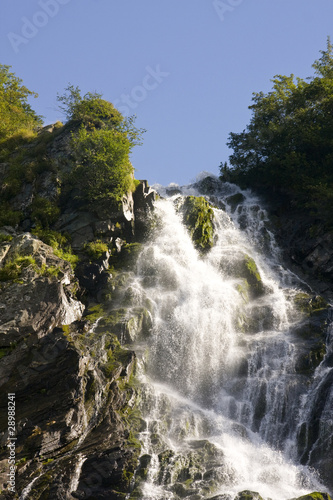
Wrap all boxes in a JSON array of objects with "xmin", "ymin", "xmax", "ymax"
[{"xmin": 128, "ymin": 179, "xmax": 330, "ymax": 499}]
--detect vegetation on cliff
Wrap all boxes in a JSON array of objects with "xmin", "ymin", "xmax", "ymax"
[
  {"xmin": 221, "ymin": 37, "xmax": 333, "ymax": 228},
  {"xmin": 0, "ymin": 73, "xmax": 144, "ymax": 231},
  {"xmin": 0, "ymin": 70, "xmax": 149, "ymax": 498},
  {"xmin": 180, "ymin": 195, "xmax": 215, "ymax": 252},
  {"xmin": 0, "ymin": 64, "xmax": 43, "ymax": 141}
]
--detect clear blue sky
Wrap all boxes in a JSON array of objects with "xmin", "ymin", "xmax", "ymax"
[{"xmin": 1, "ymin": 0, "xmax": 333, "ymax": 186}]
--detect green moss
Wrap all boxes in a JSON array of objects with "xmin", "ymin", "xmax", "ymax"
[
  {"xmin": 181, "ymin": 196, "xmax": 215, "ymax": 252},
  {"xmin": 240, "ymin": 254, "xmax": 264, "ymax": 298},
  {"xmin": 53, "ymin": 247, "xmax": 78, "ymax": 268},
  {"xmin": 295, "ymin": 341, "xmax": 326, "ymax": 375},
  {"xmin": 236, "ymin": 279, "xmax": 250, "ymax": 303},
  {"xmin": 294, "ymin": 292, "xmax": 328, "ymax": 316},
  {"xmin": 31, "ymin": 228, "xmax": 78, "ymax": 268},
  {"xmin": 293, "ymin": 494, "xmax": 332, "ymax": 500},
  {"xmin": 0, "ymin": 347, "xmax": 12, "ymax": 359},
  {"xmin": 0, "ymin": 254, "xmax": 36, "ymax": 281},
  {"xmin": 38, "ymin": 265, "xmax": 61, "ymax": 277},
  {"xmin": 109, "ymin": 242, "xmax": 142, "ymax": 270},
  {"xmin": 32, "ymin": 228, "xmax": 68, "ymax": 249},
  {"xmin": 84, "ymin": 303, "xmax": 105, "ymax": 322},
  {"xmin": 84, "ymin": 239, "xmax": 109, "ymax": 260},
  {"xmin": 0, "ymin": 233, "xmax": 13, "ymax": 243},
  {"xmin": 30, "ymin": 471, "xmax": 52, "ymax": 498}
]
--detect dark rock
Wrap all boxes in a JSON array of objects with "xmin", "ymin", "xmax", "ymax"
[
  {"xmin": 226, "ymin": 192, "xmax": 245, "ymax": 212},
  {"xmin": 194, "ymin": 176, "xmax": 221, "ymax": 195},
  {"xmin": 133, "ymin": 180, "xmax": 156, "ymax": 241},
  {"xmin": 235, "ymin": 490, "xmax": 264, "ymax": 500}
]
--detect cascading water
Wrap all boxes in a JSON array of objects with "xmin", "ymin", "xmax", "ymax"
[{"xmin": 127, "ymin": 177, "xmax": 331, "ymax": 499}]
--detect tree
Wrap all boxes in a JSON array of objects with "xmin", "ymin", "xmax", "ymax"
[
  {"xmin": 57, "ymin": 84, "xmax": 144, "ymax": 147},
  {"xmin": 70, "ymin": 126, "xmax": 135, "ymax": 211},
  {"xmin": 222, "ymin": 39, "xmax": 333, "ymax": 224},
  {"xmin": 58, "ymin": 85, "xmax": 145, "ymax": 212},
  {"xmin": 312, "ymin": 35, "xmax": 333, "ymax": 78},
  {"xmin": 0, "ymin": 64, "xmax": 43, "ymax": 140}
]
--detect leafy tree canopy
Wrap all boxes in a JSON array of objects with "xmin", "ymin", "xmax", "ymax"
[
  {"xmin": 58, "ymin": 85, "xmax": 145, "ymax": 212},
  {"xmin": 0, "ymin": 64, "xmax": 43, "ymax": 141},
  {"xmin": 70, "ymin": 126, "xmax": 136, "ymax": 212},
  {"xmin": 57, "ymin": 84, "xmax": 144, "ymax": 148},
  {"xmin": 222, "ymin": 37, "xmax": 333, "ymax": 226}
]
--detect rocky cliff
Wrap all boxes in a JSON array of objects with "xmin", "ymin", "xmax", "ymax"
[{"xmin": 0, "ymin": 122, "xmax": 155, "ymax": 499}]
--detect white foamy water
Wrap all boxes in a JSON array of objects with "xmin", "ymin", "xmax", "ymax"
[{"xmin": 128, "ymin": 179, "xmax": 330, "ymax": 499}]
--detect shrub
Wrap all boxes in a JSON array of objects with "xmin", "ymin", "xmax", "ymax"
[
  {"xmin": 30, "ymin": 197, "xmax": 60, "ymax": 228},
  {"xmin": 84, "ymin": 240, "xmax": 109, "ymax": 260},
  {"xmin": 32, "ymin": 228, "xmax": 68, "ymax": 249},
  {"xmin": 0, "ymin": 255, "xmax": 36, "ymax": 282},
  {"xmin": 0, "ymin": 64, "xmax": 43, "ymax": 141},
  {"xmin": 0, "ymin": 204, "xmax": 22, "ymax": 227},
  {"xmin": 32, "ymin": 228, "xmax": 78, "ymax": 268},
  {"xmin": 0, "ymin": 233, "xmax": 13, "ymax": 243},
  {"xmin": 70, "ymin": 126, "xmax": 136, "ymax": 212}
]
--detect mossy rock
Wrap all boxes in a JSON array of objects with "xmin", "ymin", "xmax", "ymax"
[
  {"xmin": 172, "ymin": 481, "xmax": 199, "ymax": 498},
  {"xmin": 290, "ymin": 493, "xmax": 332, "ymax": 500},
  {"xmin": 181, "ymin": 196, "xmax": 215, "ymax": 252},
  {"xmin": 109, "ymin": 242, "xmax": 142, "ymax": 270},
  {"xmin": 234, "ymin": 254, "xmax": 264, "ymax": 299},
  {"xmin": 136, "ymin": 454, "xmax": 152, "ymax": 480},
  {"xmin": 293, "ymin": 293, "xmax": 328, "ymax": 316},
  {"xmin": 235, "ymin": 490, "xmax": 264, "ymax": 500},
  {"xmin": 295, "ymin": 340, "xmax": 326, "ymax": 375}
]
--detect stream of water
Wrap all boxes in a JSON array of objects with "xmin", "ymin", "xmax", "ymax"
[{"xmin": 127, "ymin": 178, "xmax": 331, "ymax": 499}]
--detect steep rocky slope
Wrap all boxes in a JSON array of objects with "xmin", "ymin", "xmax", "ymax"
[{"xmin": 0, "ymin": 121, "xmax": 156, "ymax": 499}]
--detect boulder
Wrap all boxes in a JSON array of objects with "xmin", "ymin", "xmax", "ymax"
[
  {"xmin": 0, "ymin": 233, "xmax": 84, "ymax": 344},
  {"xmin": 180, "ymin": 195, "xmax": 215, "ymax": 252}
]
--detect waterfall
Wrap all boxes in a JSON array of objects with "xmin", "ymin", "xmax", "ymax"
[{"xmin": 128, "ymin": 178, "xmax": 330, "ymax": 499}]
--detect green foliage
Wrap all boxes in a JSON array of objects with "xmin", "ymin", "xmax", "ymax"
[
  {"xmin": 70, "ymin": 126, "xmax": 136, "ymax": 211},
  {"xmin": 32, "ymin": 228, "xmax": 68, "ymax": 250},
  {"xmin": 222, "ymin": 38, "xmax": 333, "ymax": 227},
  {"xmin": 53, "ymin": 247, "xmax": 78, "ymax": 268},
  {"xmin": 0, "ymin": 255, "xmax": 36, "ymax": 282},
  {"xmin": 84, "ymin": 239, "xmax": 109, "ymax": 260},
  {"xmin": 109, "ymin": 242, "xmax": 142, "ymax": 270},
  {"xmin": 30, "ymin": 197, "xmax": 60, "ymax": 228},
  {"xmin": 57, "ymin": 86, "xmax": 144, "ymax": 213},
  {"xmin": 181, "ymin": 196, "xmax": 215, "ymax": 251},
  {"xmin": 0, "ymin": 64, "xmax": 43, "ymax": 141},
  {"xmin": 0, "ymin": 204, "xmax": 23, "ymax": 227},
  {"xmin": 0, "ymin": 233, "xmax": 13, "ymax": 243},
  {"xmin": 32, "ymin": 228, "xmax": 78, "ymax": 268},
  {"xmin": 57, "ymin": 84, "xmax": 144, "ymax": 146}
]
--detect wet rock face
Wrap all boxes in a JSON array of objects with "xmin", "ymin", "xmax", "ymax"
[
  {"xmin": 133, "ymin": 179, "xmax": 156, "ymax": 241},
  {"xmin": 266, "ymin": 206, "xmax": 333, "ymax": 302}
]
